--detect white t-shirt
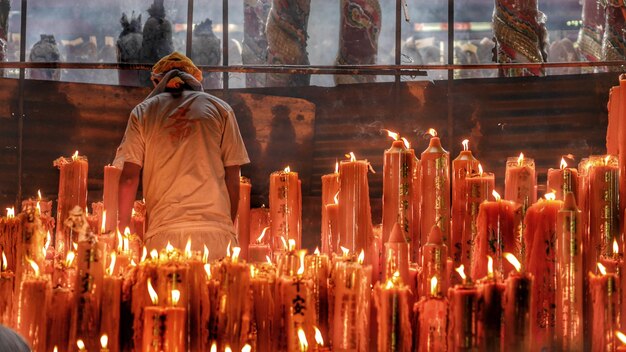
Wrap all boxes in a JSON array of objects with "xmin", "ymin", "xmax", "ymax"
[{"xmin": 115, "ymin": 90, "xmax": 250, "ymax": 240}]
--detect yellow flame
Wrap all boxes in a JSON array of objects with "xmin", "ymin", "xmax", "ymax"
[
  {"xmin": 314, "ymin": 247, "xmax": 320, "ymax": 255},
  {"xmin": 462, "ymin": 139, "xmax": 469, "ymax": 151},
  {"xmin": 280, "ymin": 236, "xmax": 288, "ymax": 250},
  {"xmin": 36, "ymin": 202, "xmax": 41, "ymax": 215},
  {"xmin": 130, "ymin": 259, "xmax": 137, "ymax": 267},
  {"xmin": 132, "ymin": 208, "xmax": 137, "ymax": 217},
  {"xmin": 166, "ymin": 241, "xmax": 174, "ymax": 253},
  {"xmin": 492, "ymin": 190, "xmax": 501, "ymax": 202},
  {"xmin": 147, "ymin": 278, "xmax": 158, "ymax": 305},
  {"xmin": 340, "ymin": 246, "xmax": 349, "ymax": 257},
  {"xmin": 203, "ymin": 245, "xmax": 209, "ymax": 263},
  {"xmin": 72, "ymin": 151, "xmax": 79, "ymax": 161},
  {"xmin": 333, "ymin": 191, "xmax": 339, "ymax": 205},
  {"xmin": 605, "ymin": 155, "xmax": 611, "ymax": 166},
  {"xmin": 284, "ymin": 166, "xmax": 291, "ymax": 173},
  {"xmin": 53, "ymin": 347, "xmax": 58, "ymax": 352},
  {"xmin": 6, "ymin": 207, "xmax": 14, "ymax": 219},
  {"xmin": 250, "ymin": 265, "xmax": 255, "ymax": 278},
  {"xmin": 141, "ymin": 246, "xmax": 147, "ymax": 263},
  {"xmin": 185, "ymin": 237, "xmax": 192, "ymax": 259},
  {"xmin": 455, "ymin": 265, "xmax": 466, "ymax": 281},
  {"xmin": 124, "ymin": 226, "xmax": 131, "ymax": 237},
  {"xmin": 560, "ymin": 158, "xmax": 567, "ymax": 170},
  {"xmin": 37, "ymin": 190, "xmax": 42, "ymax": 201},
  {"xmin": 241, "ymin": 344, "xmax": 252, "ymax": 352},
  {"xmin": 171, "ymin": 289, "xmax": 181, "ymax": 305},
  {"xmin": 288, "ymin": 239, "xmax": 296, "ymax": 252},
  {"xmin": 314, "ymin": 326, "xmax": 324, "ymax": 346},
  {"xmin": 227, "ymin": 241, "xmax": 232, "ymax": 257},
  {"xmin": 100, "ymin": 334, "xmax": 108, "ymax": 349},
  {"xmin": 117, "ymin": 229, "xmax": 123, "ymax": 252},
  {"xmin": 613, "ymin": 239, "xmax": 620, "ymax": 256},
  {"xmin": 210, "ymin": 343, "xmax": 217, "ymax": 352},
  {"xmin": 65, "ymin": 251, "xmax": 75, "ymax": 267},
  {"xmin": 616, "ymin": 331, "xmax": 626, "ymax": 345},
  {"xmin": 266, "ymin": 255, "xmax": 272, "ymax": 264},
  {"xmin": 297, "ymin": 328, "xmax": 309, "ymax": 350},
  {"xmin": 225, "ymin": 346, "xmax": 232, "ymax": 352},
  {"xmin": 545, "ymin": 192, "xmax": 556, "ymax": 201},
  {"xmin": 204, "ymin": 263, "xmax": 212, "ymax": 280},
  {"xmin": 232, "ymin": 247, "xmax": 241, "ymax": 262},
  {"xmin": 430, "ymin": 276, "xmax": 438, "ymax": 296},
  {"xmin": 335, "ymin": 161, "xmax": 339, "ymax": 174},
  {"xmin": 123, "ymin": 236, "xmax": 129, "ymax": 253},
  {"xmin": 100, "ymin": 210, "xmax": 107, "ymax": 234},
  {"xmin": 257, "ymin": 227, "xmax": 269, "ymax": 243},
  {"xmin": 384, "ymin": 129, "xmax": 400, "ymax": 141},
  {"xmin": 76, "ymin": 339, "xmax": 85, "ymax": 350},
  {"xmin": 504, "ymin": 252, "xmax": 521, "ymax": 272},
  {"xmin": 108, "ymin": 252, "xmax": 117, "ymax": 276},
  {"xmin": 385, "ymin": 278, "xmax": 394, "ymax": 289},
  {"xmin": 357, "ymin": 249, "xmax": 365, "ymax": 265},
  {"xmin": 44, "ymin": 231, "xmax": 51, "ymax": 251},
  {"xmin": 478, "ymin": 163, "xmax": 483, "ymax": 176},
  {"xmin": 150, "ymin": 249, "xmax": 159, "ymax": 260},
  {"xmin": 517, "ymin": 152, "xmax": 524, "ymax": 166},
  {"xmin": 427, "ymin": 128, "xmax": 437, "ymax": 137},
  {"xmin": 73, "ymin": 242, "xmax": 78, "ymax": 251},
  {"xmin": 26, "ymin": 257, "xmax": 39, "ymax": 277},
  {"xmin": 297, "ymin": 250, "xmax": 306, "ymax": 276},
  {"xmin": 1, "ymin": 252, "xmax": 6, "ymax": 271},
  {"xmin": 598, "ymin": 262, "xmax": 607, "ymax": 276},
  {"xmin": 346, "ymin": 152, "xmax": 357, "ymax": 162},
  {"xmin": 487, "ymin": 255, "xmax": 494, "ymax": 278}
]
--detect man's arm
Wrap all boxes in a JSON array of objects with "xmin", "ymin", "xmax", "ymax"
[
  {"xmin": 118, "ymin": 162, "xmax": 142, "ymax": 233},
  {"xmin": 224, "ymin": 165, "xmax": 240, "ymax": 222}
]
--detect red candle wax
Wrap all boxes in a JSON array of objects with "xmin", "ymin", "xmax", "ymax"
[
  {"xmin": 451, "ymin": 148, "xmax": 479, "ymax": 268},
  {"xmin": 142, "ymin": 305, "xmax": 187, "ymax": 352},
  {"xmin": 54, "ymin": 153, "xmax": 88, "ymax": 256},
  {"xmin": 249, "ymin": 207, "xmax": 270, "ymax": 245},
  {"xmin": 45, "ymin": 287, "xmax": 73, "ymax": 352},
  {"xmin": 382, "ymin": 139, "xmax": 415, "ymax": 245},
  {"xmin": 414, "ymin": 297, "xmax": 447, "ymax": 352},
  {"xmin": 504, "ymin": 154, "xmax": 536, "ymax": 208},
  {"xmin": 100, "ymin": 275, "xmax": 122, "ymax": 352},
  {"xmin": 277, "ymin": 273, "xmax": 316, "ymax": 352},
  {"xmin": 383, "ymin": 223, "xmax": 410, "ymax": 286},
  {"xmin": 103, "ymin": 165, "xmax": 122, "ymax": 233},
  {"xmin": 17, "ymin": 276, "xmax": 50, "ymax": 352},
  {"xmin": 269, "ymin": 169, "xmax": 302, "ymax": 250},
  {"xmin": 411, "ymin": 156, "xmax": 421, "ymax": 262},
  {"xmin": 0, "ymin": 269, "xmax": 13, "ymax": 326},
  {"xmin": 590, "ymin": 270, "xmax": 619, "ymax": 352},
  {"xmin": 305, "ymin": 252, "xmax": 331, "ymax": 340},
  {"xmin": 447, "ymin": 283, "xmax": 479, "ymax": 351},
  {"xmin": 321, "ymin": 168, "xmax": 340, "ymax": 254},
  {"xmin": 462, "ymin": 170, "xmax": 495, "ymax": 273},
  {"xmin": 250, "ymin": 266, "xmax": 276, "ymax": 351},
  {"xmin": 421, "ymin": 225, "xmax": 448, "ymax": 298},
  {"xmin": 374, "ymin": 277, "xmax": 412, "ymax": 352},
  {"xmin": 338, "ymin": 157, "xmax": 374, "ymax": 254},
  {"xmin": 234, "ymin": 177, "xmax": 252, "ymax": 259},
  {"xmin": 588, "ymin": 155, "xmax": 619, "ymax": 264},
  {"xmin": 324, "ymin": 203, "xmax": 339, "ymax": 256},
  {"xmin": 477, "ymin": 277, "xmax": 505, "ymax": 351},
  {"xmin": 502, "ymin": 270, "xmax": 533, "ymax": 352},
  {"xmin": 547, "ymin": 162, "xmax": 579, "ymax": 201}
]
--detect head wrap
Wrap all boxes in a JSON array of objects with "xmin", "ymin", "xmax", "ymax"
[{"xmin": 151, "ymin": 52, "xmax": 203, "ymax": 89}]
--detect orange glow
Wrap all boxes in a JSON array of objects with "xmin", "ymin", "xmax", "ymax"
[
  {"xmin": 517, "ymin": 152, "xmax": 524, "ymax": 166},
  {"xmin": 487, "ymin": 255, "xmax": 494, "ymax": 278},
  {"xmin": 226, "ymin": 241, "xmax": 232, "ymax": 257},
  {"xmin": 203, "ymin": 245, "xmax": 209, "ymax": 263},
  {"xmin": 605, "ymin": 155, "xmax": 611, "ymax": 166},
  {"xmin": 297, "ymin": 328, "xmax": 309, "ymax": 351},
  {"xmin": 288, "ymin": 239, "xmax": 296, "ymax": 252},
  {"xmin": 100, "ymin": 335, "xmax": 108, "ymax": 349},
  {"xmin": 345, "ymin": 152, "xmax": 357, "ymax": 162},
  {"xmin": 26, "ymin": 257, "xmax": 40, "ymax": 277},
  {"xmin": 72, "ymin": 151, "xmax": 79, "ymax": 161},
  {"xmin": 340, "ymin": 246, "xmax": 350, "ymax": 257},
  {"xmin": 333, "ymin": 191, "xmax": 339, "ymax": 205},
  {"xmin": 545, "ymin": 192, "xmax": 556, "ymax": 201},
  {"xmin": 76, "ymin": 340, "xmax": 85, "ymax": 351},
  {"xmin": 241, "ymin": 344, "xmax": 252, "ymax": 352},
  {"xmin": 427, "ymin": 128, "xmax": 437, "ymax": 137},
  {"xmin": 598, "ymin": 262, "xmax": 607, "ymax": 276},
  {"xmin": 314, "ymin": 247, "xmax": 320, "ymax": 255},
  {"xmin": 37, "ymin": 190, "xmax": 42, "ymax": 201},
  {"xmin": 297, "ymin": 250, "xmax": 306, "ymax": 276},
  {"xmin": 462, "ymin": 139, "xmax": 469, "ymax": 151},
  {"xmin": 492, "ymin": 190, "xmax": 501, "ymax": 202},
  {"xmin": 250, "ymin": 265, "xmax": 255, "ymax": 278},
  {"xmin": 383, "ymin": 129, "xmax": 400, "ymax": 141},
  {"xmin": 147, "ymin": 278, "xmax": 158, "ymax": 305},
  {"xmin": 65, "ymin": 251, "xmax": 75, "ymax": 267},
  {"xmin": 204, "ymin": 263, "xmax": 212, "ymax": 280},
  {"xmin": 334, "ymin": 161, "xmax": 339, "ymax": 174},
  {"xmin": 257, "ymin": 227, "xmax": 269, "ymax": 243},
  {"xmin": 100, "ymin": 210, "xmax": 107, "ymax": 234},
  {"xmin": 184, "ymin": 237, "xmax": 192, "ymax": 259},
  {"xmin": 210, "ymin": 343, "xmax": 217, "ymax": 352},
  {"xmin": 455, "ymin": 265, "xmax": 466, "ymax": 281},
  {"xmin": 613, "ymin": 239, "xmax": 620, "ymax": 257},
  {"xmin": 357, "ymin": 249, "xmax": 365, "ymax": 265},
  {"xmin": 504, "ymin": 252, "xmax": 521, "ymax": 272},
  {"xmin": 401, "ymin": 137, "xmax": 410, "ymax": 149},
  {"xmin": 478, "ymin": 163, "xmax": 483, "ymax": 176},
  {"xmin": 141, "ymin": 247, "xmax": 147, "ymax": 263},
  {"xmin": 430, "ymin": 276, "xmax": 438, "ymax": 296},
  {"xmin": 284, "ymin": 166, "xmax": 291, "ymax": 173},
  {"xmin": 560, "ymin": 158, "xmax": 567, "ymax": 170},
  {"xmin": 116, "ymin": 229, "xmax": 123, "ymax": 252},
  {"xmin": 6, "ymin": 207, "xmax": 14, "ymax": 219},
  {"xmin": 36, "ymin": 202, "xmax": 41, "ymax": 215},
  {"xmin": 150, "ymin": 249, "xmax": 159, "ymax": 260},
  {"xmin": 108, "ymin": 252, "xmax": 116, "ymax": 276},
  {"xmin": 314, "ymin": 326, "xmax": 324, "ymax": 346},
  {"xmin": 616, "ymin": 331, "xmax": 626, "ymax": 345},
  {"xmin": 171, "ymin": 289, "xmax": 181, "ymax": 305},
  {"xmin": 232, "ymin": 247, "xmax": 241, "ymax": 262}
]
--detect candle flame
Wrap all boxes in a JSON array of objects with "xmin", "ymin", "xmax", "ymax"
[
  {"xmin": 401, "ymin": 137, "xmax": 410, "ymax": 149},
  {"xmin": 166, "ymin": 241, "xmax": 174, "ymax": 253},
  {"xmin": 487, "ymin": 255, "xmax": 494, "ymax": 278},
  {"xmin": 544, "ymin": 192, "xmax": 556, "ymax": 201},
  {"xmin": 171, "ymin": 289, "xmax": 181, "ymax": 305},
  {"xmin": 455, "ymin": 265, "xmax": 466, "ymax": 281},
  {"xmin": 297, "ymin": 250, "xmax": 306, "ymax": 276},
  {"xmin": 117, "ymin": 229, "xmax": 123, "ymax": 252},
  {"xmin": 340, "ymin": 246, "xmax": 349, "ymax": 257},
  {"xmin": 598, "ymin": 262, "xmax": 607, "ymax": 276},
  {"xmin": 108, "ymin": 252, "xmax": 117, "ymax": 276},
  {"xmin": 73, "ymin": 242, "xmax": 78, "ymax": 251},
  {"xmin": 210, "ymin": 343, "xmax": 217, "ymax": 352},
  {"xmin": 147, "ymin": 278, "xmax": 158, "ymax": 305},
  {"xmin": 100, "ymin": 334, "xmax": 108, "ymax": 349},
  {"xmin": 26, "ymin": 257, "xmax": 39, "ymax": 277},
  {"xmin": 257, "ymin": 227, "xmax": 269, "ymax": 243},
  {"xmin": 76, "ymin": 339, "xmax": 85, "ymax": 350},
  {"xmin": 314, "ymin": 326, "xmax": 324, "ymax": 346},
  {"xmin": 204, "ymin": 263, "xmax": 212, "ymax": 280},
  {"xmin": 427, "ymin": 128, "xmax": 437, "ymax": 137},
  {"xmin": 333, "ymin": 191, "xmax": 339, "ymax": 205},
  {"xmin": 44, "ymin": 231, "xmax": 51, "ymax": 251},
  {"xmin": 100, "ymin": 210, "xmax": 107, "ymax": 234},
  {"xmin": 605, "ymin": 155, "xmax": 611, "ymax": 166},
  {"xmin": 131, "ymin": 208, "xmax": 137, "ymax": 217},
  {"xmin": 227, "ymin": 241, "xmax": 232, "ymax": 257},
  {"xmin": 430, "ymin": 276, "xmax": 438, "ymax": 296},
  {"xmin": 250, "ymin": 265, "xmax": 255, "ymax": 278},
  {"xmin": 462, "ymin": 139, "xmax": 469, "ymax": 151},
  {"xmin": 65, "ymin": 251, "xmax": 75, "ymax": 267},
  {"xmin": 266, "ymin": 255, "xmax": 272, "ymax": 264},
  {"xmin": 72, "ymin": 151, "xmax": 79, "ymax": 161},
  {"xmin": 123, "ymin": 236, "xmax": 129, "ymax": 254},
  {"xmin": 150, "ymin": 249, "xmax": 159, "ymax": 260},
  {"xmin": 504, "ymin": 252, "xmax": 521, "ymax": 272},
  {"xmin": 37, "ymin": 190, "xmax": 42, "ymax": 201},
  {"xmin": 6, "ymin": 207, "xmax": 14, "ymax": 219},
  {"xmin": 333, "ymin": 160, "xmax": 339, "ymax": 174},
  {"xmin": 141, "ymin": 246, "xmax": 147, "ymax": 263},
  {"xmin": 1, "ymin": 252, "xmax": 6, "ymax": 271},
  {"xmin": 297, "ymin": 328, "xmax": 309, "ymax": 350},
  {"xmin": 241, "ymin": 344, "xmax": 252, "ymax": 352},
  {"xmin": 130, "ymin": 259, "xmax": 137, "ymax": 267},
  {"xmin": 517, "ymin": 153, "xmax": 524, "ymax": 166},
  {"xmin": 560, "ymin": 158, "xmax": 567, "ymax": 170},
  {"xmin": 53, "ymin": 347, "xmax": 58, "ymax": 352},
  {"xmin": 284, "ymin": 166, "xmax": 291, "ymax": 173},
  {"xmin": 203, "ymin": 245, "xmax": 209, "ymax": 263},
  {"xmin": 288, "ymin": 239, "xmax": 296, "ymax": 252},
  {"xmin": 357, "ymin": 249, "xmax": 365, "ymax": 264},
  {"xmin": 478, "ymin": 163, "xmax": 483, "ymax": 176},
  {"xmin": 36, "ymin": 202, "xmax": 41, "ymax": 215},
  {"xmin": 383, "ymin": 129, "xmax": 400, "ymax": 141},
  {"xmin": 346, "ymin": 152, "xmax": 357, "ymax": 162},
  {"xmin": 232, "ymin": 247, "xmax": 241, "ymax": 262},
  {"xmin": 314, "ymin": 247, "xmax": 320, "ymax": 255},
  {"xmin": 614, "ymin": 239, "xmax": 620, "ymax": 256},
  {"xmin": 616, "ymin": 331, "xmax": 626, "ymax": 345},
  {"xmin": 185, "ymin": 237, "xmax": 192, "ymax": 259}
]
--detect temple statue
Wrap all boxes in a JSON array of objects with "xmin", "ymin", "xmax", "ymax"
[
  {"xmin": 140, "ymin": 0, "xmax": 174, "ymax": 86},
  {"xmin": 601, "ymin": 0, "xmax": 626, "ymax": 64},
  {"xmin": 242, "ymin": 0, "xmax": 271, "ymax": 87},
  {"xmin": 577, "ymin": 0, "xmax": 605, "ymax": 62},
  {"xmin": 334, "ymin": 0, "xmax": 381, "ymax": 85},
  {"xmin": 266, "ymin": 0, "xmax": 311, "ymax": 87},
  {"xmin": 29, "ymin": 34, "xmax": 61, "ymax": 81},
  {"xmin": 493, "ymin": 0, "xmax": 548, "ymax": 76},
  {"xmin": 117, "ymin": 12, "xmax": 143, "ymax": 87},
  {"xmin": 191, "ymin": 19, "xmax": 222, "ymax": 89}
]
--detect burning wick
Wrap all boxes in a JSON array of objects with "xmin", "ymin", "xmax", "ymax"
[
  {"xmin": 297, "ymin": 250, "xmax": 306, "ymax": 276},
  {"xmin": 462, "ymin": 139, "xmax": 469, "ymax": 151},
  {"xmin": 492, "ymin": 190, "xmax": 501, "ymax": 202},
  {"xmin": 544, "ymin": 192, "xmax": 556, "ymax": 201},
  {"xmin": 487, "ymin": 255, "xmax": 494, "ymax": 279},
  {"xmin": 427, "ymin": 128, "xmax": 437, "ymax": 137},
  {"xmin": 314, "ymin": 326, "xmax": 324, "ymax": 346},
  {"xmin": 401, "ymin": 137, "xmax": 410, "ymax": 149},
  {"xmin": 504, "ymin": 252, "xmax": 521, "ymax": 273},
  {"xmin": 560, "ymin": 158, "xmax": 567, "ymax": 170},
  {"xmin": 100, "ymin": 334, "xmax": 108, "ymax": 349},
  {"xmin": 284, "ymin": 165, "xmax": 291, "ymax": 173},
  {"xmin": 616, "ymin": 331, "xmax": 626, "ymax": 345},
  {"xmin": 613, "ymin": 239, "xmax": 620, "ymax": 259},
  {"xmin": 76, "ymin": 339, "xmax": 86, "ymax": 351},
  {"xmin": 147, "ymin": 278, "xmax": 158, "ymax": 305},
  {"xmin": 597, "ymin": 262, "xmax": 607, "ymax": 276},
  {"xmin": 478, "ymin": 163, "xmax": 483, "ymax": 177},
  {"xmin": 430, "ymin": 276, "xmax": 438, "ymax": 297},
  {"xmin": 357, "ymin": 249, "xmax": 365, "ymax": 265},
  {"xmin": 517, "ymin": 152, "xmax": 524, "ymax": 167},
  {"xmin": 383, "ymin": 129, "xmax": 400, "ymax": 141},
  {"xmin": 297, "ymin": 327, "xmax": 309, "ymax": 351},
  {"xmin": 72, "ymin": 150, "xmax": 79, "ymax": 161},
  {"xmin": 455, "ymin": 265, "xmax": 467, "ymax": 284},
  {"xmin": 257, "ymin": 227, "xmax": 269, "ymax": 244},
  {"xmin": 334, "ymin": 160, "xmax": 339, "ymax": 174},
  {"xmin": 345, "ymin": 152, "xmax": 357, "ymax": 162}
]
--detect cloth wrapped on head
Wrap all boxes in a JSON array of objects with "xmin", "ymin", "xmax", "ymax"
[{"xmin": 151, "ymin": 51, "xmax": 203, "ymax": 88}]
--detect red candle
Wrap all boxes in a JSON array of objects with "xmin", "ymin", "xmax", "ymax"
[
  {"xmin": 325, "ymin": 201, "xmax": 339, "ymax": 255},
  {"xmin": 504, "ymin": 153, "xmax": 537, "ymax": 208},
  {"xmin": 250, "ymin": 264, "xmax": 276, "ymax": 351},
  {"xmin": 321, "ymin": 163, "xmax": 340, "ymax": 254},
  {"xmin": 249, "ymin": 206, "xmax": 270, "ymax": 245},
  {"xmin": 619, "ymin": 76, "xmax": 626, "ymax": 236},
  {"xmin": 374, "ymin": 272, "xmax": 412, "ymax": 352},
  {"xmin": 547, "ymin": 158, "xmax": 579, "ymax": 201},
  {"xmin": 590, "ymin": 263, "xmax": 619, "ymax": 352},
  {"xmin": 248, "ymin": 227, "xmax": 272, "ymax": 263},
  {"xmin": 305, "ymin": 251, "xmax": 331, "ymax": 344},
  {"xmin": 421, "ymin": 225, "xmax": 448, "ymax": 298},
  {"xmin": 100, "ymin": 272, "xmax": 121, "ymax": 352},
  {"xmin": 476, "ymin": 257, "xmax": 505, "ymax": 351},
  {"xmin": 462, "ymin": 166, "xmax": 495, "ymax": 272},
  {"xmin": 524, "ymin": 194, "xmax": 562, "ymax": 351},
  {"xmin": 234, "ymin": 177, "xmax": 252, "ymax": 259},
  {"xmin": 451, "ymin": 139, "xmax": 480, "ymax": 267},
  {"xmin": 0, "ymin": 208, "xmax": 21, "ymax": 273},
  {"xmin": 0, "ymin": 253, "xmax": 13, "ymax": 326},
  {"xmin": 472, "ymin": 191, "xmax": 519, "ymax": 280},
  {"xmin": 142, "ymin": 281, "xmax": 186, "ymax": 352},
  {"xmin": 15, "ymin": 205, "xmax": 47, "ymax": 293},
  {"xmin": 383, "ymin": 223, "xmax": 410, "ymax": 286},
  {"xmin": 447, "ymin": 265, "xmax": 478, "ymax": 351},
  {"xmin": 103, "ymin": 165, "xmax": 122, "ymax": 233},
  {"xmin": 502, "ymin": 253, "xmax": 533, "ymax": 352},
  {"xmin": 382, "ymin": 132, "xmax": 415, "ymax": 245},
  {"xmin": 187, "ymin": 251, "xmax": 209, "ymax": 352},
  {"xmin": 411, "ymin": 153, "xmax": 421, "ymax": 262},
  {"xmin": 414, "ymin": 276, "xmax": 447, "ymax": 352},
  {"xmin": 54, "ymin": 152, "xmax": 88, "ymax": 256},
  {"xmin": 270, "ymin": 167, "xmax": 302, "ymax": 250},
  {"xmin": 555, "ymin": 192, "xmax": 584, "ymax": 350},
  {"xmin": 607, "ymin": 84, "xmax": 621, "ymax": 156},
  {"xmin": 338, "ymin": 153, "xmax": 374, "ymax": 253},
  {"xmin": 16, "ymin": 260, "xmax": 50, "ymax": 352},
  {"xmin": 45, "ymin": 287, "xmax": 73, "ymax": 352},
  {"xmin": 588, "ymin": 155, "xmax": 619, "ymax": 265},
  {"xmin": 420, "ymin": 129, "xmax": 451, "ymax": 252}
]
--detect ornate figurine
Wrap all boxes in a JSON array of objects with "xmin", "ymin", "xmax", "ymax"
[
  {"xmin": 29, "ymin": 34, "xmax": 61, "ymax": 80},
  {"xmin": 191, "ymin": 19, "xmax": 221, "ymax": 89},
  {"xmin": 117, "ymin": 12, "xmax": 143, "ymax": 87},
  {"xmin": 578, "ymin": 0, "xmax": 605, "ymax": 62},
  {"xmin": 601, "ymin": 0, "xmax": 626, "ymax": 64},
  {"xmin": 242, "ymin": 0, "xmax": 271, "ymax": 87}
]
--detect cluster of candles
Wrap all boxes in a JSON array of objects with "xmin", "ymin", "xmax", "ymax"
[{"xmin": 1, "ymin": 107, "xmax": 626, "ymax": 351}]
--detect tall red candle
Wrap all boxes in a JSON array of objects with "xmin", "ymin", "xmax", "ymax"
[
  {"xmin": 383, "ymin": 223, "xmax": 410, "ymax": 286},
  {"xmin": 103, "ymin": 165, "xmax": 122, "ymax": 233},
  {"xmin": 462, "ymin": 167, "xmax": 495, "ymax": 272},
  {"xmin": 447, "ymin": 266, "xmax": 478, "ymax": 351},
  {"xmin": 590, "ymin": 264, "xmax": 619, "ymax": 352},
  {"xmin": 476, "ymin": 258, "xmax": 505, "ymax": 352},
  {"xmin": 414, "ymin": 275, "xmax": 447, "ymax": 352},
  {"xmin": 249, "ymin": 206, "xmax": 270, "ymax": 245},
  {"xmin": 305, "ymin": 251, "xmax": 330, "ymax": 341},
  {"xmin": 321, "ymin": 163, "xmax": 340, "ymax": 254},
  {"xmin": 54, "ymin": 152, "xmax": 88, "ymax": 256},
  {"xmin": 547, "ymin": 158, "xmax": 579, "ymax": 201},
  {"xmin": 504, "ymin": 153, "xmax": 537, "ymax": 207},
  {"xmin": 502, "ymin": 253, "xmax": 533, "ymax": 352},
  {"xmin": 451, "ymin": 139, "xmax": 480, "ymax": 267},
  {"xmin": 234, "ymin": 177, "xmax": 252, "ymax": 259},
  {"xmin": 421, "ymin": 225, "xmax": 448, "ymax": 298},
  {"xmin": 555, "ymin": 192, "xmax": 584, "ymax": 350},
  {"xmin": 420, "ymin": 129, "xmax": 450, "ymax": 252},
  {"xmin": 269, "ymin": 167, "xmax": 302, "ymax": 250},
  {"xmin": 374, "ymin": 272, "xmax": 412, "ymax": 352},
  {"xmin": 411, "ymin": 153, "xmax": 421, "ymax": 262},
  {"xmin": 16, "ymin": 260, "xmax": 50, "ymax": 352},
  {"xmin": 588, "ymin": 155, "xmax": 619, "ymax": 265}
]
